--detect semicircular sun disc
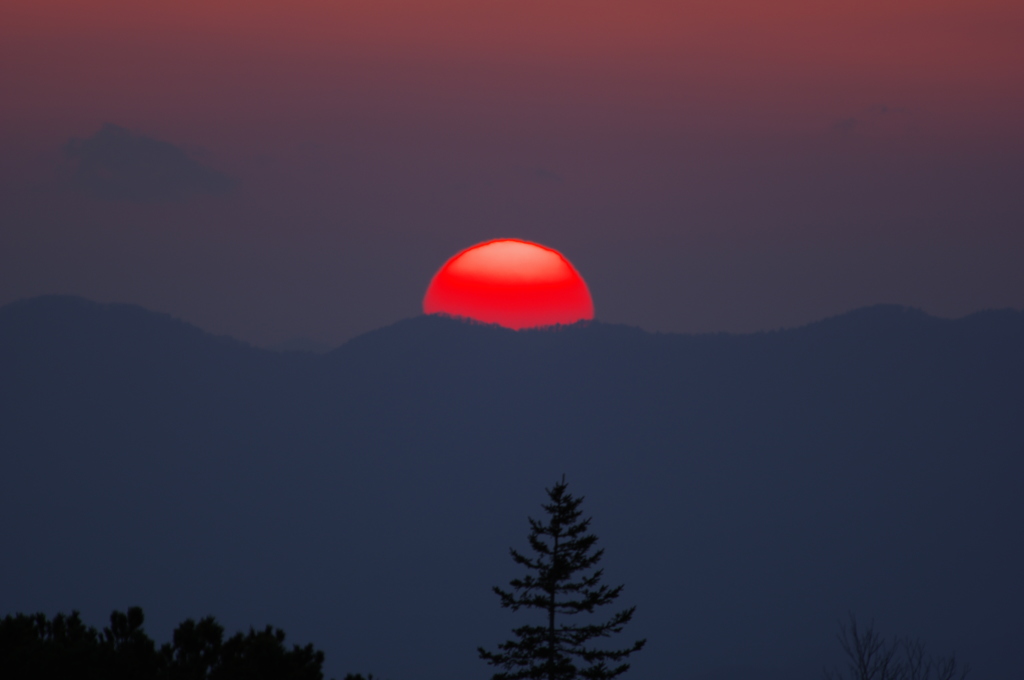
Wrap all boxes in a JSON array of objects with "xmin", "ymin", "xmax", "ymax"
[{"xmin": 423, "ymin": 239, "xmax": 595, "ymax": 330}]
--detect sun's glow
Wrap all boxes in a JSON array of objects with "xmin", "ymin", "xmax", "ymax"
[{"xmin": 423, "ymin": 239, "xmax": 594, "ymax": 330}]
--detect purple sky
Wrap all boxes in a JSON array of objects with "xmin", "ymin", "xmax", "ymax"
[{"xmin": 2, "ymin": 0, "xmax": 1022, "ymax": 347}]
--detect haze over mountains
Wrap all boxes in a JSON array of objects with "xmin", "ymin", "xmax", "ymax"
[{"xmin": 1, "ymin": 296, "xmax": 1022, "ymax": 680}]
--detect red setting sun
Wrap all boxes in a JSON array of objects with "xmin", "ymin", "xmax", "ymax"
[{"xmin": 423, "ymin": 239, "xmax": 594, "ymax": 330}]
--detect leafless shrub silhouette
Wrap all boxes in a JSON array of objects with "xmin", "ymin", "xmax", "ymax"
[{"xmin": 824, "ymin": 615, "xmax": 968, "ymax": 680}]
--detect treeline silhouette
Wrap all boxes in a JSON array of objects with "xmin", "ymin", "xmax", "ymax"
[{"xmin": 0, "ymin": 607, "xmax": 372, "ymax": 680}]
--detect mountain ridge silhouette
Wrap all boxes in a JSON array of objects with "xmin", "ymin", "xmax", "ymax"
[{"xmin": 1, "ymin": 295, "xmax": 1022, "ymax": 680}]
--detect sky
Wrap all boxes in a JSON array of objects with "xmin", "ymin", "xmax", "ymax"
[{"xmin": 1, "ymin": 0, "xmax": 1022, "ymax": 348}]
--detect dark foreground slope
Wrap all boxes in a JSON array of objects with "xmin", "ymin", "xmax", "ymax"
[{"xmin": 1, "ymin": 296, "xmax": 1022, "ymax": 680}]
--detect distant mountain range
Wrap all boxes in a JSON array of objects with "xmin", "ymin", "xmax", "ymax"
[{"xmin": 2, "ymin": 296, "xmax": 1022, "ymax": 680}]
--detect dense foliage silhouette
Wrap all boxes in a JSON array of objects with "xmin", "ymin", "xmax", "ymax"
[
  {"xmin": 0, "ymin": 608, "xmax": 325, "ymax": 680},
  {"xmin": 479, "ymin": 477, "xmax": 644, "ymax": 680}
]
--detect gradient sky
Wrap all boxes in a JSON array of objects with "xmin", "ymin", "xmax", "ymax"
[{"xmin": 2, "ymin": 0, "xmax": 1022, "ymax": 347}]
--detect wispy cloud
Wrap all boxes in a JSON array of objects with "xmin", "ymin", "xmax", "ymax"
[{"xmin": 63, "ymin": 124, "xmax": 233, "ymax": 202}]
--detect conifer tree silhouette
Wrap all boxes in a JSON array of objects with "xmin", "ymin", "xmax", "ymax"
[{"xmin": 479, "ymin": 476, "xmax": 645, "ymax": 680}]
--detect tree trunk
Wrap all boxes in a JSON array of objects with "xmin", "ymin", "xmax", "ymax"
[{"xmin": 548, "ymin": 530, "xmax": 558, "ymax": 680}]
